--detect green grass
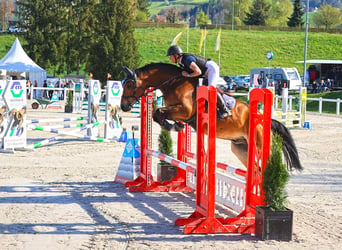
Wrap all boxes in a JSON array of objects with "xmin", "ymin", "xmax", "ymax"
[
  {"xmin": 3, "ymin": 29, "xmax": 342, "ymax": 76},
  {"xmin": 307, "ymin": 90, "xmax": 342, "ymax": 114},
  {"xmin": 134, "ymin": 28, "xmax": 342, "ymax": 76},
  {"xmin": 0, "ymin": 36, "xmax": 16, "ymax": 57}
]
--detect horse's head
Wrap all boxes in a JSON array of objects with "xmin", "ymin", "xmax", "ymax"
[
  {"xmin": 120, "ymin": 66, "xmax": 144, "ymax": 112},
  {"xmin": 120, "ymin": 63, "xmax": 182, "ymax": 112}
]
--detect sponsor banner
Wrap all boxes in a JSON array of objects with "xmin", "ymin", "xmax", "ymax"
[
  {"xmin": 0, "ymin": 79, "xmax": 8, "ymax": 146},
  {"xmin": 87, "ymin": 80, "xmax": 101, "ymax": 136},
  {"xmin": 105, "ymin": 81, "xmax": 123, "ymax": 139},
  {"xmin": 2, "ymin": 80, "xmax": 27, "ymax": 149}
]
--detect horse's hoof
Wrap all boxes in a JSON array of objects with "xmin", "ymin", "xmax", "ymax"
[{"xmin": 174, "ymin": 123, "xmax": 184, "ymax": 132}]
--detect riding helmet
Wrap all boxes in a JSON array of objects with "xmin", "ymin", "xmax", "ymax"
[{"xmin": 166, "ymin": 45, "xmax": 183, "ymax": 56}]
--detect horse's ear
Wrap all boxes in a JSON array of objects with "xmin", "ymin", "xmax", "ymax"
[{"xmin": 122, "ymin": 66, "xmax": 134, "ymax": 78}]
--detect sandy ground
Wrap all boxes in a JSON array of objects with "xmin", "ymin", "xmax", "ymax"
[{"xmin": 0, "ymin": 104, "xmax": 342, "ymax": 250}]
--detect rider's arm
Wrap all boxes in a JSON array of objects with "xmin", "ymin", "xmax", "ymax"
[
  {"xmin": 182, "ymin": 62, "xmax": 201, "ymax": 78},
  {"xmin": 188, "ymin": 62, "xmax": 202, "ymax": 77},
  {"xmin": 181, "ymin": 56, "xmax": 202, "ymax": 78}
]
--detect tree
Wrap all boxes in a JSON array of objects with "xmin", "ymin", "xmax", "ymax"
[
  {"xmin": 196, "ymin": 10, "xmax": 209, "ymax": 25},
  {"xmin": 17, "ymin": 0, "xmax": 97, "ymax": 76},
  {"xmin": 0, "ymin": 0, "xmax": 14, "ymax": 30},
  {"xmin": 136, "ymin": 0, "xmax": 150, "ymax": 21},
  {"xmin": 224, "ymin": 0, "xmax": 252, "ymax": 26},
  {"xmin": 267, "ymin": 0, "xmax": 293, "ymax": 27},
  {"xmin": 86, "ymin": 0, "xmax": 140, "ymax": 84},
  {"xmin": 59, "ymin": 0, "xmax": 97, "ymax": 75},
  {"xmin": 17, "ymin": 0, "xmax": 62, "ymax": 75},
  {"xmin": 166, "ymin": 7, "xmax": 180, "ymax": 23},
  {"xmin": 244, "ymin": 0, "xmax": 271, "ymax": 26},
  {"xmin": 207, "ymin": 0, "xmax": 227, "ymax": 25},
  {"xmin": 287, "ymin": 0, "xmax": 304, "ymax": 27},
  {"xmin": 313, "ymin": 4, "xmax": 342, "ymax": 30},
  {"xmin": 262, "ymin": 134, "xmax": 289, "ymax": 211}
]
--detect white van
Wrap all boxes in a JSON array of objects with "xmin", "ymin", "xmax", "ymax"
[{"xmin": 250, "ymin": 67, "xmax": 302, "ymax": 90}]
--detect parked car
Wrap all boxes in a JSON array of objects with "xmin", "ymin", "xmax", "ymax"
[
  {"xmin": 234, "ymin": 76, "xmax": 250, "ymax": 90},
  {"xmin": 8, "ymin": 26, "xmax": 21, "ymax": 33},
  {"xmin": 217, "ymin": 77, "xmax": 236, "ymax": 92},
  {"xmin": 244, "ymin": 76, "xmax": 250, "ymax": 86},
  {"xmin": 216, "ymin": 77, "xmax": 229, "ymax": 91}
]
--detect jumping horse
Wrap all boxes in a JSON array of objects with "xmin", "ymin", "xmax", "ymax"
[{"xmin": 120, "ymin": 63, "xmax": 303, "ymax": 172}]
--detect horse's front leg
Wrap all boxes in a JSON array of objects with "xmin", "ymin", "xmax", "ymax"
[{"xmin": 152, "ymin": 106, "xmax": 185, "ymax": 132}]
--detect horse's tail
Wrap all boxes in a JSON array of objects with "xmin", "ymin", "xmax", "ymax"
[{"xmin": 271, "ymin": 119, "xmax": 303, "ymax": 172}]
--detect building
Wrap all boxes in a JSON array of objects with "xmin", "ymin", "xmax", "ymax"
[{"xmin": 297, "ymin": 59, "xmax": 342, "ymax": 89}]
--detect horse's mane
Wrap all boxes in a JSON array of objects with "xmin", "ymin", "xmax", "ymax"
[
  {"xmin": 136, "ymin": 62, "xmax": 182, "ymax": 76},
  {"xmin": 136, "ymin": 62, "xmax": 197, "ymax": 90}
]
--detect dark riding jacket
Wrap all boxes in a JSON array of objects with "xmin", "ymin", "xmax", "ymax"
[{"xmin": 180, "ymin": 53, "xmax": 209, "ymax": 77}]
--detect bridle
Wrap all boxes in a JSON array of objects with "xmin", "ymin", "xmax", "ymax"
[
  {"xmin": 121, "ymin": 77, "xmax": 143, "ymax": 105},
  {"xmin": 122, "ymin": 69, "xmax": 182, "ymax": 106}
]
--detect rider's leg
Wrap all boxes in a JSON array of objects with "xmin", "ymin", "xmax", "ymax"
[
  {"xmin": 216, "ymin": 92, "xmax": 231, "ymax": 119},
  {"xmin": 205, "ymin": 61, "xmax": 230, "ymax": 118}
]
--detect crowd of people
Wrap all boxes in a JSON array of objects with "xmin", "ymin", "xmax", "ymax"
[
  {"xmin": 307, "ymin": 65, "xmax": 334, "ymax": 93},
  {"xmin": 26, "ymin": 78, "xmax": 75, "ymax": 100}
]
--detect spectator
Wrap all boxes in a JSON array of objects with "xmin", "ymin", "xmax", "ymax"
[
  {"xmin": 319, "ymin": 79, "xmax": 325, "ymax": 92},
  {"xmin": 312, "ymin": 80, "xmax": 318, "ymax": 93},
  {"xmin": 33, "ymin": 80, "xmax": 38, "ymax": 99},
  {"xmin": 262, "ymin": 76, "xmax": 269, "ymax": 88},
  {"xmin": 309, "ymin": 65, "xmax": 320, "ymax": 85},
  {"xmin": 257, "ymin": 75, "xmax": 262, "ymax": 87},
  {"xmin": 55, "ymin": 78, "xmax": 64, "ymax": 100},
  {"xmin": 48, "ymin": 81, "xmax": 54, "ymax": 99},
  {"xmin": 43, "ymin": 80, "xmax": 48, "ymax": 98},
  {"xmin": 325, "ymin": 78, "xmax": 332, "ymax": 90},
  {"xmin": 26, "ymin": 80, "xmax": 32, "ymax": 98}
]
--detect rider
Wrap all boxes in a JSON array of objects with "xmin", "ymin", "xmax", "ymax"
[{"xmin": 166, "ymin": 45, "xmax": 230, "ymax": 119}]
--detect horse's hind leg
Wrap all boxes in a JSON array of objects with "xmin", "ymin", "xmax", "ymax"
[{"xmin": 231, "ymin": 140, "xmax": 248, "ymax": 168}]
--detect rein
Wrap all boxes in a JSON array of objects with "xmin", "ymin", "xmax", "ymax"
[
  {"xmin": 137, "ymin": 75, "xmax": 181, "ymax": 105},
  {"xmin": 142, "ymin": 75, "xmax": 182, "ymax": 101},
  {"xmin": 134, "ymin": 74, "xmax": 182, "ymax": 100},
  {"xmin": 122, "ymin": 69, "xmax": 182, "ymax": 107}
]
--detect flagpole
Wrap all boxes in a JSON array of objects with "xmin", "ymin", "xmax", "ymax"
[
  {"xmin": 218, "ymin": 51, "xmax": 221, "ymax": 67},
  {"xmin": 203, "ymin": 26, "xmax": 206, "ymax": 58},
  {"xmin": 215, "ymin": 29, "xmax": 221, "ymax": 66},
  {"xmin": 186, "ymin": 21, "xmax": 189, "ymax": 52}
]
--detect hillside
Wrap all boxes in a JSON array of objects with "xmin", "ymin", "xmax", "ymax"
[
  {"xmin": 2, "ymin": 28, "xmax": 342, "ymax": 76},
  {"xmin": 134, "ymin": 28, "xmax": 342, "ymax": 76}
]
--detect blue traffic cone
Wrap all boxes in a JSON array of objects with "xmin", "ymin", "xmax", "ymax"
[{"xmin": 115, "ymin": 138, "xmax": 141, "ymax": 184}]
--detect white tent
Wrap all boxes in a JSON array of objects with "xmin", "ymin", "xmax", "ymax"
[{"xmin": 0, "ymin": 37, "xmax": 46, "ymax": 86}]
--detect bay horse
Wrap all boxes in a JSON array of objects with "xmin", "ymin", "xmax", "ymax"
[{"xmin": 120, "ymin": 63, "xmax": 303, "ymax": 172}]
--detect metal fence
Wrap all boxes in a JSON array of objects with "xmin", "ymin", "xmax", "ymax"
[{"xmin": 26, "ymin": 86, "xmax": 341, "ymax": 116}]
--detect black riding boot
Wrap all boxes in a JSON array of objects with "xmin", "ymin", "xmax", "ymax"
[{"xmin": 216, "ymin": 92, "xmax": 231, "ymax": 119}]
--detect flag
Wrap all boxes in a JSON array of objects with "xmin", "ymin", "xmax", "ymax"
[
  {"xmin": 89, "ymin": 72, "xmax": 93, "ymax": 79},
  {"xmin": 198, "ymin": 29, "xmax": 208, "ymax": 53},
  {"xmin": 171, "ymin": 31, "xmax": 183, "ymax": 46},
  {"xmin": 107, "ymin": 73, "xmax": 112, "ymax": 79},
  {"xmin": 215, "ymin": 29, "xmax": 221, "ymax": 52}
]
